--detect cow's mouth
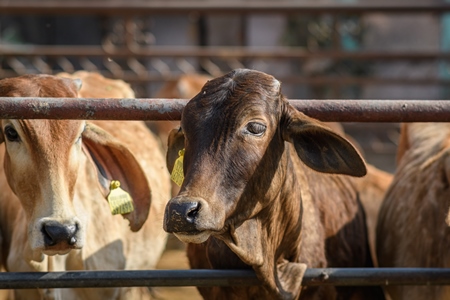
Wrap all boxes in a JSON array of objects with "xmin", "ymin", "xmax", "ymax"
[
  {"xmin": 174, "ymin": 230, "xmax": 212, "ymax": 244},
  {"xmin": 42, "ymin": 248, "xmax": 74, "ymax": 256}
]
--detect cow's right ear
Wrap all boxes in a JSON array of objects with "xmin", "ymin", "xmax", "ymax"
[
  {"xmin": 166, "ymin": 127, "xmax": 185, "ymax": 174},
  {"xmin": 282, "ymin": 105, "xmax": 366, "ymax": 177},
  {"xmin": 81, "ymin": 122, "xmax": 151, "ymax": 232}
]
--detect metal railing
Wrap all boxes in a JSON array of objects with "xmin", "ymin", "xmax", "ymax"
[
  {"xmin": 0, "ymin": 97, "xmax": 444, "ymax": 289},
  {"xmin": 1, "ymin": 268, "xmax": 450, "ymax": 289},
  {"xmin": 2, "ymin": 1, "xmax": 450, "ymax": 97},
  {"xmin": 0, "ymin": 98, "xmax": 448, "ymax": 122},
  {"xmin": 0, "ymin": 96, "xmax": 446, "ymax": 288}
]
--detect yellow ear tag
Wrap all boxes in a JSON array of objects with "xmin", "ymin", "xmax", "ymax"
[
  {"xmin": 170, "ymin": 149, "xmax": 185, "ymax": 187},
  {"xmin": 107, "ymin": 180, "xmax": 134, "ymax": 215}
]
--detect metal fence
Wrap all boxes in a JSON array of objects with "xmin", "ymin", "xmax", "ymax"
[
  {"xmin": 2, "ymin": 1, "xmax": 450, "ymax": 98},
  {"xmin": 0, "ymin": 96, "xmax": 447, "ymax": 289},
  {"xmin": 2, "ymin": 1, "xmax": 450, "ymax": 291}
]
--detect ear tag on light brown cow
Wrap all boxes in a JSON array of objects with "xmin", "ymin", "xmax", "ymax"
[
  {"xmin": 107, "ymin": 180, "xmax": 134, "ymax": 215},
  {"xmin": 171, "ymin": 149, "xmax": 185, "ymax": 187}
]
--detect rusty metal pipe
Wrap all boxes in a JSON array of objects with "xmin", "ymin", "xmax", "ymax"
[
  {"xmin": 3, "ymin": 45, "xmax": 450, "ymax": 60},
  {"xmin": 0, "ymin": 98, "xmax": 448, "ymax": 122},
  {"xmin": 1, "ymin": 1, "xmax": 450, "ymax": 15},
  {"xmin": 0, "ymin": 268, "xmax": 450, "ymax": 289}
]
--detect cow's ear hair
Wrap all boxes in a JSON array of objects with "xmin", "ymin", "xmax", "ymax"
[
  {"xmin": 282, "ymin": 105, "xmax": 366, "ymax": 177},
  {"xmin": 166, "ymin": 127, "xmax": 185, "ymax": 174},
  {"xmin": 81, "ymin": 122, "xmax": 151, "ymax": 232}
]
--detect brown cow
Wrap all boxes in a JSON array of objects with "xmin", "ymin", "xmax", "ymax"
[
  {"xmin": 0, "ymin": 74, "xmax": 170, "ymax": 300},
  {"xmin": 164, "ymin": 69, "xmax": 385, "ymax": 300},
  {"xmin": 377, "ymin": 122, "xmax": 450, "ymax": 300},
  {"xmin": 323, "ymin": 124, "xmax": 393, "ymax": 267}
]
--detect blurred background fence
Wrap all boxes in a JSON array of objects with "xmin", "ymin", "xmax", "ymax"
[{"xmin": 2, "ymin": 0, "xmax": 450, "ymax": 173}]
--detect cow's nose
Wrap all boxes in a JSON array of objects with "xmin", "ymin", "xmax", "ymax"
[
  {"xmin": 164, "ymin": 201, "xmax": 200, "ymax": 233},
  {"xmin": 42, "ymin": 222, "xmax": 78, "ymax": 247}
]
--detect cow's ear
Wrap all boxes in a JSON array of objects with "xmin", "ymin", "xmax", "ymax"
[
  {"xmin": 166, "ymin": 127, "xmax": 185, "ymax": 174},
  {"xmin": 282, "ymin": 105, "xmax": 366, "ymax": 177},
  {"xmin": 277, "ymin": 260, "xmax": 307, "ymax": 299},
  {"xmin": 81, "ymin": 122, "xmax": 151, "ymax": 232}
]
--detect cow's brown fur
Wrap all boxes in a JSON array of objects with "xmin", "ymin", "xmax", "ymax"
[
  {"xmin": 0, "ymin": 74, "xmax": 170, "ymax": 300},
  {"xmin": 164, "ymin": 69, "xmax": 385, "ymax": 300},
  {"xmin": 377, "ymin": 123, "xmax": 450, "ymax": 300},
  {"xmin": 322, "ymin": 124, "xmax": 393, "ymax": 267}
]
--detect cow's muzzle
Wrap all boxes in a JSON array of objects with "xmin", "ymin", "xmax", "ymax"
[{"xmin": 164, "ymin": 199, "xmax": 201, "ymax": 234}]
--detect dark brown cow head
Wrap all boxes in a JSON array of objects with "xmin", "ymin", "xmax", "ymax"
[{"xmin": 164, "ymin": 69, "xmax": 366, "ymax": 297}]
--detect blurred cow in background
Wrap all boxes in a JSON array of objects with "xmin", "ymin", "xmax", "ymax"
[
  {"xmin": 0, "ymin": 73, "xmax": 170, "ymax": 300},
  {"xmin": 148, "ymin": 73, "xmax": 211, "ymax": 151},
  {"xmin": 377, "ymin": 123, "xmax": 450, "ymax": 300}
]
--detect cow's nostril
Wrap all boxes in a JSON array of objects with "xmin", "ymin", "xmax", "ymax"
[
  {"xmin": 69, "ymin": 237, "xmax": 77, "ymax": 246},
  {"xmin": 186, "ymin": 202, "xmax": 200, "ymax": 223}
]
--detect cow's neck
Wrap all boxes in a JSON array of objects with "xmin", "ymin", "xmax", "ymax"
[{"xmin": 215, "ymin": 143, "xmax": 310, "ymax": 299}]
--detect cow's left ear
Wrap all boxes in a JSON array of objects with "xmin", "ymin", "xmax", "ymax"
[
  {"xmin": 282, "ymin": 105, "xmax": 366, "ymax": 177},
  {"xmin": 81, "ymin": 122, "xmax": 151, "ymax": 232},
  {"xmin": 166, "ymin": 127, "xmax": 185, "ymax": 174}
]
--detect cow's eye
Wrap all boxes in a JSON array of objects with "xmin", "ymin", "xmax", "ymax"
[
  {"xmin": 245, "ymin": 122, "xmax": 266, "ymax": 136},
  {"xmin": 4, "ymin": 125, "xmax": 20, "ymax": 142}
]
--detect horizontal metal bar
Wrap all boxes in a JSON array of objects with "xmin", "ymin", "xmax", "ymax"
[
  {"xmin": 1, "ymin": 71, "xmax": 448, "ymax": 87},
  {"xmin": 0, "ymin": 98, "xmax": 448, "ymax": 122},
  {"xmin": 0, "ymin": 98, "xmax": 187, "ymax": 121},
  {"xmin": 1, "ymin": 268, "xmax": 450, "ymax": 289},
  {"xmin": 3, "ymin": 45, "xmax": 450, "ymax": 60},
  {"xmin": 1, "ymin": 0, "xmax": 449, "ymax": 15},
  {"xmin": 3, "ymin": 72, "xmax": 449, "ymax": 88},
  {"xmin": 0, "ymin": 269, "xmax": 258, "ymax": 289}
]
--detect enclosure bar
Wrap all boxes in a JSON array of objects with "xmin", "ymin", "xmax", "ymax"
[
  {"xmin": 1, "ymin": 71, "xmax": 445, "ymax": 86},
  {"xmin": 4, "ymin": 45, "xmax": 450, "ymax": 60},
  {"xmin": 0, "ymin": 98, "xmax": 449, "ymax": 122},
  {"xmin": 1, "ymin": 268, "xmax": 450, "ymax": 289},
  {"xmin": 1, "ymin": 0, "xmax": 449, "ymax": 15}
]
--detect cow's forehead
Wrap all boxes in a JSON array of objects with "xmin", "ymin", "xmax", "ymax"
[
  {"xmin": 182, "ymin": 69, "xmax": 281, "ymax": 127},
  {"xmin": 0, "ymin": 74, "xmax": 78, "ymax": 98}
]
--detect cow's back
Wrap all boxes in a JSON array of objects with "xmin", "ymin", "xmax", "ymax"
[{"xmin": 377, "ymin": 123, "xmax": 450, "ymax": 300}]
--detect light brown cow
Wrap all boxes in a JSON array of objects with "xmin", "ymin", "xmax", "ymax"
[
  {"xmin": 355, "ymin": 165, "xmax": 392, "ymax": 267},
  {"xmin": 57, "ymin": 71, "xmax": 136, "ymax": 99},
  {"xmin": 164, "ymin": 69, "xmax": 385, "ymax": 300},
  {"xmin": 377, "ymin": 122, "xmax": 450, "ymax": 300},
  {"xmin": 0, "ymin": 74, "xmax": 170, "ymax": 300},
  {"xmin": 148, "ymin": 73, "xmax": 212, "ymax": 150}
]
